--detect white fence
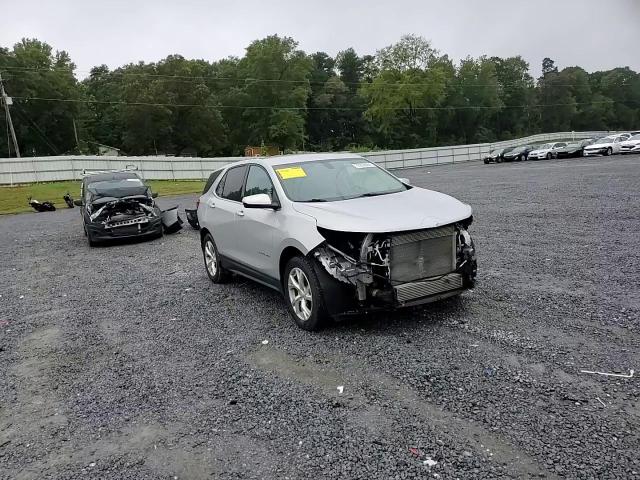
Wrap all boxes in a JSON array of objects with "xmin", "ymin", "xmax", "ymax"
[{"xmin": 0, "ymin": 131, "xmax": 615, "ymax": 185}]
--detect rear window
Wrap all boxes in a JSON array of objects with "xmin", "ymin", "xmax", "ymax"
[
  {"xmin": 202, "ymin": 170, "xmax": 222, "ymax": 194},
  {"xmin": 220, "ymin": 166, "xmax": 248, "ymax": 202}
]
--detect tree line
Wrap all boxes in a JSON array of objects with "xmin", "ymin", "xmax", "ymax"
[{"xmin": 1, "ymin": 35, "xmax": 639, "ymax": 157}]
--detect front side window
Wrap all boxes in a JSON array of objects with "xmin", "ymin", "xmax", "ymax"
[
  {"xmin": 273, "ymin": 158, "xmax": 407, "ymax": 202},
  {"xmin": 220, "ymin": 166, "xmax": 247, "ymax": 202},
  {"xmin": 245, "ymin": 166, "xmax": 277, "ymax": 202}
]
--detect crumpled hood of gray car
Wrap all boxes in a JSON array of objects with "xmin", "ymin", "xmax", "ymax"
[{"xmin": 292, "ymin": 187, "xmax": 472, "ymax": 233}]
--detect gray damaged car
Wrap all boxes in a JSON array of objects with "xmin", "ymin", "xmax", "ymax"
[{"xmin": 198, "ymin": 153, "xmax": 477, "ymax": 330}]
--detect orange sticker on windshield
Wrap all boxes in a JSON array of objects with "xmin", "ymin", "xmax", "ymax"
[{"xmin": 276, "ymin": 167, "xmax": 307, "ymax": 179}]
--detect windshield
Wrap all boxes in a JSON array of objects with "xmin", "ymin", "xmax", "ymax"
[
  {"xmin": 595, "ymin": 136, "xmax": 615, "ymax": 144},
  {"xmin": 273, "ymin": 158, "xmax": 407, "ymax": 202},
  {"xmin": 630, "ymin": 134, "xmax": 640, "ymax": 141},
  {"xmin": 87, "ymin": 178, "xmax": 149, "ymax": 198},
  {"xmin": 538, "ymin": 143, "xmax": 552, "ymax": 150}
]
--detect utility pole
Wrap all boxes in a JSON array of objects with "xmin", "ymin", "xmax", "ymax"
[
  {"xmin": 73, "ymin": 117, "xmax": 81, "ymax": 153},
  {"xmin": 0, "ymin": 72, "xmax": 21, "ymax": 157}
]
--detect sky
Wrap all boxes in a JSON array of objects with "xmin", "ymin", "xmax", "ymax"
[{"xmin": 1, "ymin": 0, "xmax": 639, "ymax": 78}]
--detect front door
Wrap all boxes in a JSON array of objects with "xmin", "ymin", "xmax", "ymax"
[{"xmin": 234, "ymin": 165, "xmax": 281, "ymax": 279}]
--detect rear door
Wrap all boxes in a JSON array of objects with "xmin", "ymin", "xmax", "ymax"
[{"xmin": 208, "ymin": 165, "xmax": 248, "ymax": 260}]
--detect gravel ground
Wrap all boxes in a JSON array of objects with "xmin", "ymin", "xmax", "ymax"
[{"xmin": 1, "ymin": 154, "xmax": 639, "ymax": 479}]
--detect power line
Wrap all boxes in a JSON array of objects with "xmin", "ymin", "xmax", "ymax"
[
  {"xmin": 8, "ymin": 95, "xmax": 621, "ymax": 111},
  {"xmin": 12, "ymin": 103, "xmax": 59, "ymax": 155},
  {"xmin": 1, "ymin": 63, "xmax": 626, "ymax": 89}
]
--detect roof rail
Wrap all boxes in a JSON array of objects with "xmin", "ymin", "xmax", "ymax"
[{"xmin": 81, "ymin": 165, "xmax": 139, "ymax": 177}]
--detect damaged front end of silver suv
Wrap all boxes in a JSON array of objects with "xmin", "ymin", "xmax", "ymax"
[{"xmin": 312, "ymin": 217, "xmax": 476, "ymax": 315}]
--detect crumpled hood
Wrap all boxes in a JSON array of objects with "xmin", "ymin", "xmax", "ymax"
[{"xmin": 292, "ymin": 187, "xmax": 472, "ymax": 233}]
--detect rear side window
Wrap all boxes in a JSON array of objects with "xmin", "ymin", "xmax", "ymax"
[
  {"xmin": 220, "ymin": 166, "xmax": 247, "ymax": 202},
  {"xmin": 202, "ymin": 170, "xmax": 222, "ymax": 194}
]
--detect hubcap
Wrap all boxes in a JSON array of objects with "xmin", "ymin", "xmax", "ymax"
[
  {"xmin": 204, "ymin": 240, "xmax": 217, "ymax": 277},
  {"xmin": 288, "ymin": 267, "xmax": 312, "ymax": 321}
]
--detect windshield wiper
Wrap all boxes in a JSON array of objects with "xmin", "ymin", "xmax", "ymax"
[
  {"xmin": 305, "ymin": 198, "xmax": 328, "ymax": 202},
  {"xmin": 351, "ymin": 191, "xmax": 393, "ymax": 199}
]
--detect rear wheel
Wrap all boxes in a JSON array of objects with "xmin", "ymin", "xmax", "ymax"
[
  {"xmin": 284, "ymin": 256, "xmax": 328, "ymax": 331},
  {"xmin": 202, "ymin": 233, "xmax": 229, "ymax": 283},
  {"xmin": 483, "ymin": 158, "xmax": 489, "ymax": 164}
]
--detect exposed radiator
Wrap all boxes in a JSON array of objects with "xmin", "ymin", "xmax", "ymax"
[
  {"xmin": 389, "ymin": 225, "xmax": 456, "ymax": 283},
  {"xmin": 395, "ymin": 273, "xmax": 463, "ymax": 303}
]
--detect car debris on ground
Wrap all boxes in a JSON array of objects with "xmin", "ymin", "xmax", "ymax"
[
  {"xmin": 185, "ymin": 208, "xmax": 199, "ymax": 229},
  {"xmin": 63, "ymin": 193, "xmax": 75, "ymax": 208},
  {"xmin": 161, "ymin": 206, "xmax": 183, "ymax": 233},
  {"xmin": 28, "ymin": 197, "xmax": 55, "ymax": 212},
  {"xmin": 579, "ymin": 369, "xmax": 634, "ymax": 378}
]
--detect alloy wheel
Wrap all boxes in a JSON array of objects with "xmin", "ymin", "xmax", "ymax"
[
  {"xmin": 204, "ymin": 240, "xmax": 217, "ymax": 277},
  {"xmin": 288, "ymin": 267, "xmax": 313, "ymax": 321}
]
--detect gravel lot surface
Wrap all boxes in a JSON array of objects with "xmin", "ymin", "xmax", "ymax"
[{"xmin": 1, "ymin": 154, "xmax": 639, "ymax": 479}]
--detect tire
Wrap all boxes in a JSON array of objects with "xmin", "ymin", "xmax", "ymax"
[
  {"xmin": 284, "ymin": 256, "xmax": 328, "ymax": 331},
  {"xmin": 202, "ymin": 233, "xmax": 229, "ymax": 283},
  {"xmin": 605, "ymin": 147, "xmax": 612, "ymax": 156},
  {"xmin": 518, "ymin": 155, "xmax": 523, "ymax": 161},
  {"xmin": 546, "ymin": 153, "xmax": 552, "ymax": 160},
  {"xmin": 483, "ymin": 159, "xmax": 489, "ymax": 164},
  {"xmin": 496, "ymin": 157, "xmax": 503, "ymax": 163},
  {"xmin": 87, "ymin": 230, "xmax": 98, "ymax": 247}
]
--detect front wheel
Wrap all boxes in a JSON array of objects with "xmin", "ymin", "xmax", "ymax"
[
  {"xmin": 546, "ymin": 153, "xmax": 552, "ymax": 160},
  {"xmin": 605, "ymin": 147, "xmax": 612, "ymax": 156},
  {"xmin": 284, "ymin": 256, "xmax": 328, "ymax": 331},
  {"xmin": 202, "ymin": 233, "xmax": 229, "ymax": 283},
  {"xmin": 87, "ymin": 230, "xmax": 98, "ymax": 247}
]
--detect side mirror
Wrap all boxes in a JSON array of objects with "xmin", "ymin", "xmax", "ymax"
[
  {"xmin": 73, "ymin": 199, "xmax": 83, "ymax": 207},
  {"xmin": 152, "ymin": 192, "xmax": 159, "ymax": 199},
  {"xmin": 398, "ymin": 177, "xmax": 411, "ymax": 185},
  {"xmin": 242, "ymin": 193, "xmax": 278, "ymax": 209}
]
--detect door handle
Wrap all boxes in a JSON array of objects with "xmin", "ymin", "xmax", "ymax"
[
  {"xmin": 236, "ymin": 210, "xmax": 245, "ymax": 217},
  {"xmin": 207, "ymin": 199, "xmax": 215, "ymax": 208}
]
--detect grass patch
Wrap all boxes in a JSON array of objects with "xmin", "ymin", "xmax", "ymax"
[{"xmin": 0, "ymin": 180, "xmax": 205, "ymax": 215}]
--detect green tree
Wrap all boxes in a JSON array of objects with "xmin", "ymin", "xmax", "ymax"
[
  {"xmin": 491, "ymin": 56, "xmax": 535, "ymax": 138},
  {"xmin": 232, "ymin": 35, "xmax": 313, "ymax": 152},
  {"xmin": 536, "ymin": 69, "xmax": 577, "ymax": 132},
  {"xmin": 0, "ymin": 38, "xmax": 86, "ymax": 155}
]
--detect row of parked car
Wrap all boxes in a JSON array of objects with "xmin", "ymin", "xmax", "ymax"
[{"xmin": 483, "ymin": 132, "xmax": 640, "ymax": 164}]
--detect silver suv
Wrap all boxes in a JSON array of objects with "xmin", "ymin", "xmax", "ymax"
[{"xmin": 198, "ymin": 153, "xmax": 477, "ymax": 330}]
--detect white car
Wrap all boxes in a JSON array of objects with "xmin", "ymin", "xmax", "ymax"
[
  {"xmin": 527, "ymin": 142, "xmax": 567, "ymax": 160},
  {"xmin": 620, "ymin": 134, "xmax": 640, "ymax": 154},
  {"xmin": 583, "ymin": 134, "xmax": 628, "ymax": 156}
]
